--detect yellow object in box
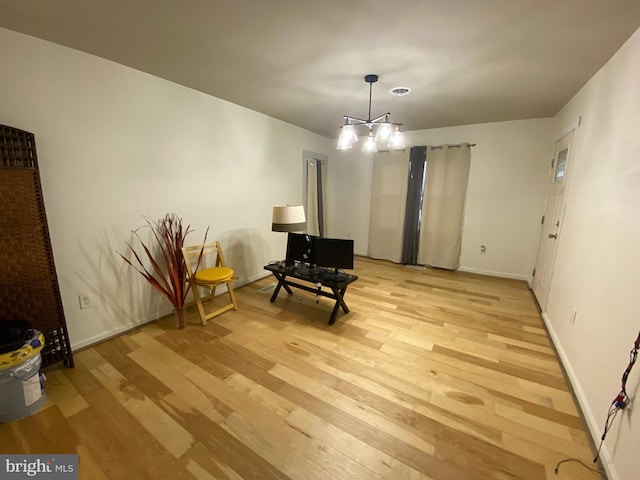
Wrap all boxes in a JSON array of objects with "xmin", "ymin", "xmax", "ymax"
[{"xmin": 0, "ymin": 330, "xmax": 45, "ymax": 371}]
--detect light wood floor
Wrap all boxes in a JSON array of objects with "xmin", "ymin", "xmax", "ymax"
[{"xmin": 0, "ymin": 257, "xmax": 603, "ymax": 480}]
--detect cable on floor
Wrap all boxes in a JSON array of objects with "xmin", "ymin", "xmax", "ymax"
[{"xmin": 554, "ymin": 458, "xmax": 601, "ymax": 475}]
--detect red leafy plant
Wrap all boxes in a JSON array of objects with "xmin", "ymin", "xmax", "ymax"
[{"xmin": 119, "ymin": 213, "xmax": 207, "ymax": 329}]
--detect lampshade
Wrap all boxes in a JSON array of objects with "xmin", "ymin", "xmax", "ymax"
[{"xmin": 272, "ymin": 205, "xmax": 306, "ymax": 232}]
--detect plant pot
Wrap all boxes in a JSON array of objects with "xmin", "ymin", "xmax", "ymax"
[{"xmin": 174, "ymin": 307, "xmax": 185, "ymax": 330}]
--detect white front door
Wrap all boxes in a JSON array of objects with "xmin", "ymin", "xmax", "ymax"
[{"xmin": 532, "ymin": 130, "xmax": 575, "ymax": 310}]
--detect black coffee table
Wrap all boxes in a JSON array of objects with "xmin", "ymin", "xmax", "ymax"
[{"xmin": 263, "ymin": 262, "xmax": 358, "ymax": 325}]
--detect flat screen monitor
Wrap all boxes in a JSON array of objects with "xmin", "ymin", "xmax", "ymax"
[
  {"xmin": 285, "ymin": 232, "xmax": 314, "ymax": 266},
  {"xmin": 313, "ymin": 237, "xmax": 354, "ymax": 271}
]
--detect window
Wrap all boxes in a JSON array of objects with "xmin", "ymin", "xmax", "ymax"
[{"xmin": 554, "ymin": 147, "xmax": 568, "ymax": 182}]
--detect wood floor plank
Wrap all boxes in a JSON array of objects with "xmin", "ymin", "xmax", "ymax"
[
  {"xmin": 221, "ymin": 411, "xmax": 345, "ymax": 479},
  {"xmin": 277, "ymin": 382, "xmax": 467, "ymax": 480},
  {"xmin": 6, "ymin": 411, "xmax": 51, "ymax": 453},
  {"xmin": 432, "ymin": 345, "xmax": 569, "ymax": 390},
  {"xmin": 90, "ymin": 358, "xmax": 196, "ymax": 459},
  {"xmin": 126, "ymin": 347, "xmax": 229, "ymax": 423},
  {"xmin": 75, "ymin": 444, "xmax": 110, "ymax": 480},
  {"xmin": 184, "ymin": 441, "xmax": 244, "ymax": 480},
  {"xmin": 271, "ymin": 363, "xmax": 438, "ymax": 455},
  {"xmin": 68, "ymin": 405, "xmax": 161, "ymax": 479},
  {"xmin": 3, "ymin": 258, "xmax": 599, "ymax": 480},
  {"xmin": 0, "ymin": 423, "xmax": 20, "ymax": 453},
  {"xmin": 163, "ymin": 392, "xmax": 292, "ymax": 480},
  {"xmin": 30, "ymin": 404, "xmax": 80, "ymax": 453},
  {"xmin": 286, "ymin": 407, "xmax": 433, "ymax": 480},
  {"xmin": 82, "ymin": 388, "xmax": 193, "ymax": 480}
]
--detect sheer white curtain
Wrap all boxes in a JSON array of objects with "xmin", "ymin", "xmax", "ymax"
[
  {"xmin": 418, "ymin": 144, "xmax": 471, "ymax": 269},
  {"xmin": 304, "ymin": 156, "xmax": 327, "ymax": 236},
  {"xmin": 368, "ymin": 150, "xmax": 409, "ymax": 262}
]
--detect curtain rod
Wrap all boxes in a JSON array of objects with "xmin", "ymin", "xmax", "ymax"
[
  {"xmin": 376, "ymin": 143, "xmax": 476, "ymax": 153},
  {"xmin": 429, "ymin": 143, "xmax": 476, "ymax": 150}
]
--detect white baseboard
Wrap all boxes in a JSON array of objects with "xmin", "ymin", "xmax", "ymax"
[
  {"xmin": 245, "ymin": 271, "xmax": 272, "ymax": 283},
  {"xmin": 71, "ymin": 308, "xmax": 171, "ymax": 351},
  {"xmin": 70, "ymin": 271, "xmax": 272, "ymax": 352},
  {"xmin": 541, "ymin": 312, "xmax": 618, "ymax": 480},
  {"xmin": 457, "ymin": 266, "xmax": 530, "ymax": 282}
]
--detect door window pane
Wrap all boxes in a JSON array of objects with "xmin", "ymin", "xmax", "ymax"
[{"xmin": 554, "ymin": 148, "xmax": 568, "ymax": 182}]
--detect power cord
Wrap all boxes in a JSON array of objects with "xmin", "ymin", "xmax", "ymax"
[
  {"xmin": 555, "ymin": 329, "xmax": 639, "ymax": 477},
  {"xmin": 593, "ymin": 329, "xmax": 639, "ymax": 463},
  {"xmin": 554, "ymin": 458, "xmax": 601, "ymax": 475}
]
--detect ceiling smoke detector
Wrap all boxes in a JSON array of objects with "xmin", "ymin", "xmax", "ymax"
[{"xmin": 389, "ymin": 87, "xmax": 411, "ymax": 96}]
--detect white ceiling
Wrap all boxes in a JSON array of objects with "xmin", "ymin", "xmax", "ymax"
[{"xmin": 1, "ymin": 0, "xmax": 640, "ymax": 138}]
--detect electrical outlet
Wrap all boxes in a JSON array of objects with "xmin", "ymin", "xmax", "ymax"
[
  {"xmin": 78, "ymin": 295, "xmax": 91, "ymax": 310},
  {"xmin": 570, "ymin": 308, "xmax": 577, "ymax": 325},
  {"xmin": 480, "ymin": 245, "xmax": 486, "ymax": 254}
]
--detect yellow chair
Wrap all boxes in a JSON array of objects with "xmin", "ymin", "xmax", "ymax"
[{"xmin": 182, "ymin": 241, "xmax": 238, "ymax": 325}]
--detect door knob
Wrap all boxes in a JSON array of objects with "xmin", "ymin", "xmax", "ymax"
[{"xmin": 548, "ymin": 233, "xmax": 558, "ymax": 239}]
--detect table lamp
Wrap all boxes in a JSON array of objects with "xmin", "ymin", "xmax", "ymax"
[{"xmin": 271, "ymin": 205, "xmax": 306, "ymax": 232}]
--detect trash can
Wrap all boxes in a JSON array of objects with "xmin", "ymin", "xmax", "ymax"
[{"xmin": 0, "ymin": 329, "xmax": 46, "ymax": 423}]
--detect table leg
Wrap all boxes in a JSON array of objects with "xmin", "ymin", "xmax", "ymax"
[
  {"xmin": 328, "ymin": 287, "xmax": 350, "ymax": 325},
  {"xmin": 338, "ymin": 287, "xmax": 349, "ymax": 313},
  {"xmin": 270, "ymin": 273, "xmax": 293, "ymax": 302}
]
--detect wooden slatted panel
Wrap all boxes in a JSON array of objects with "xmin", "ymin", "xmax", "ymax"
[{"xmin": 0, "ymin": 124, "xmax": 73, "ymax": 367}]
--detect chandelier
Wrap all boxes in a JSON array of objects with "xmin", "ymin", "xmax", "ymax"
[{"xmin": 337, "ymin": 74, "xmax": 406, "ymax": 153}]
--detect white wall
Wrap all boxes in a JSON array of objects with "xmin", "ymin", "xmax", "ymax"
[
  {"xmin": 327, "ymin": 148, "xmax": 373, "ymax": 255},
  {"xmin": 544, "ymin": 26, "xmax": 640, "ymax": 480},
  {"xmin": 0, "ymin": 28, "xmax": 331, "ymax": 349},
  {"xmin": 329, "ymin": 119, "xmax": 553, "ymax": 280}
]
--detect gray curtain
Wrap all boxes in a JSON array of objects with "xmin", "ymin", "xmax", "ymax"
[
  {"xmin": 315, "ymin": 160, "xmax": 325, "ymax": 237},
  {"xmin": 401, "ymin": 146, "xmax": 427, "ymax": 264}
]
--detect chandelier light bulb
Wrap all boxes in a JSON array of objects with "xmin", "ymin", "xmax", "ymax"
[
  {"xmin": 388, "ymin": 128, "xmax": 406, "ymax": 150},
  {"xmin": 337, "ymin": 133, "xmax": 353, "ymax": 150},
  {"xmin": 342, "ymin": 124, "xmax": 358, "ymax": 143},
  {"xmin": 376, "ymin": 121, "xmax": 393, "ymax": 141},
  {"xmin": 361, "ymin": 133, "xmax": 378, "ymax": 153}
]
